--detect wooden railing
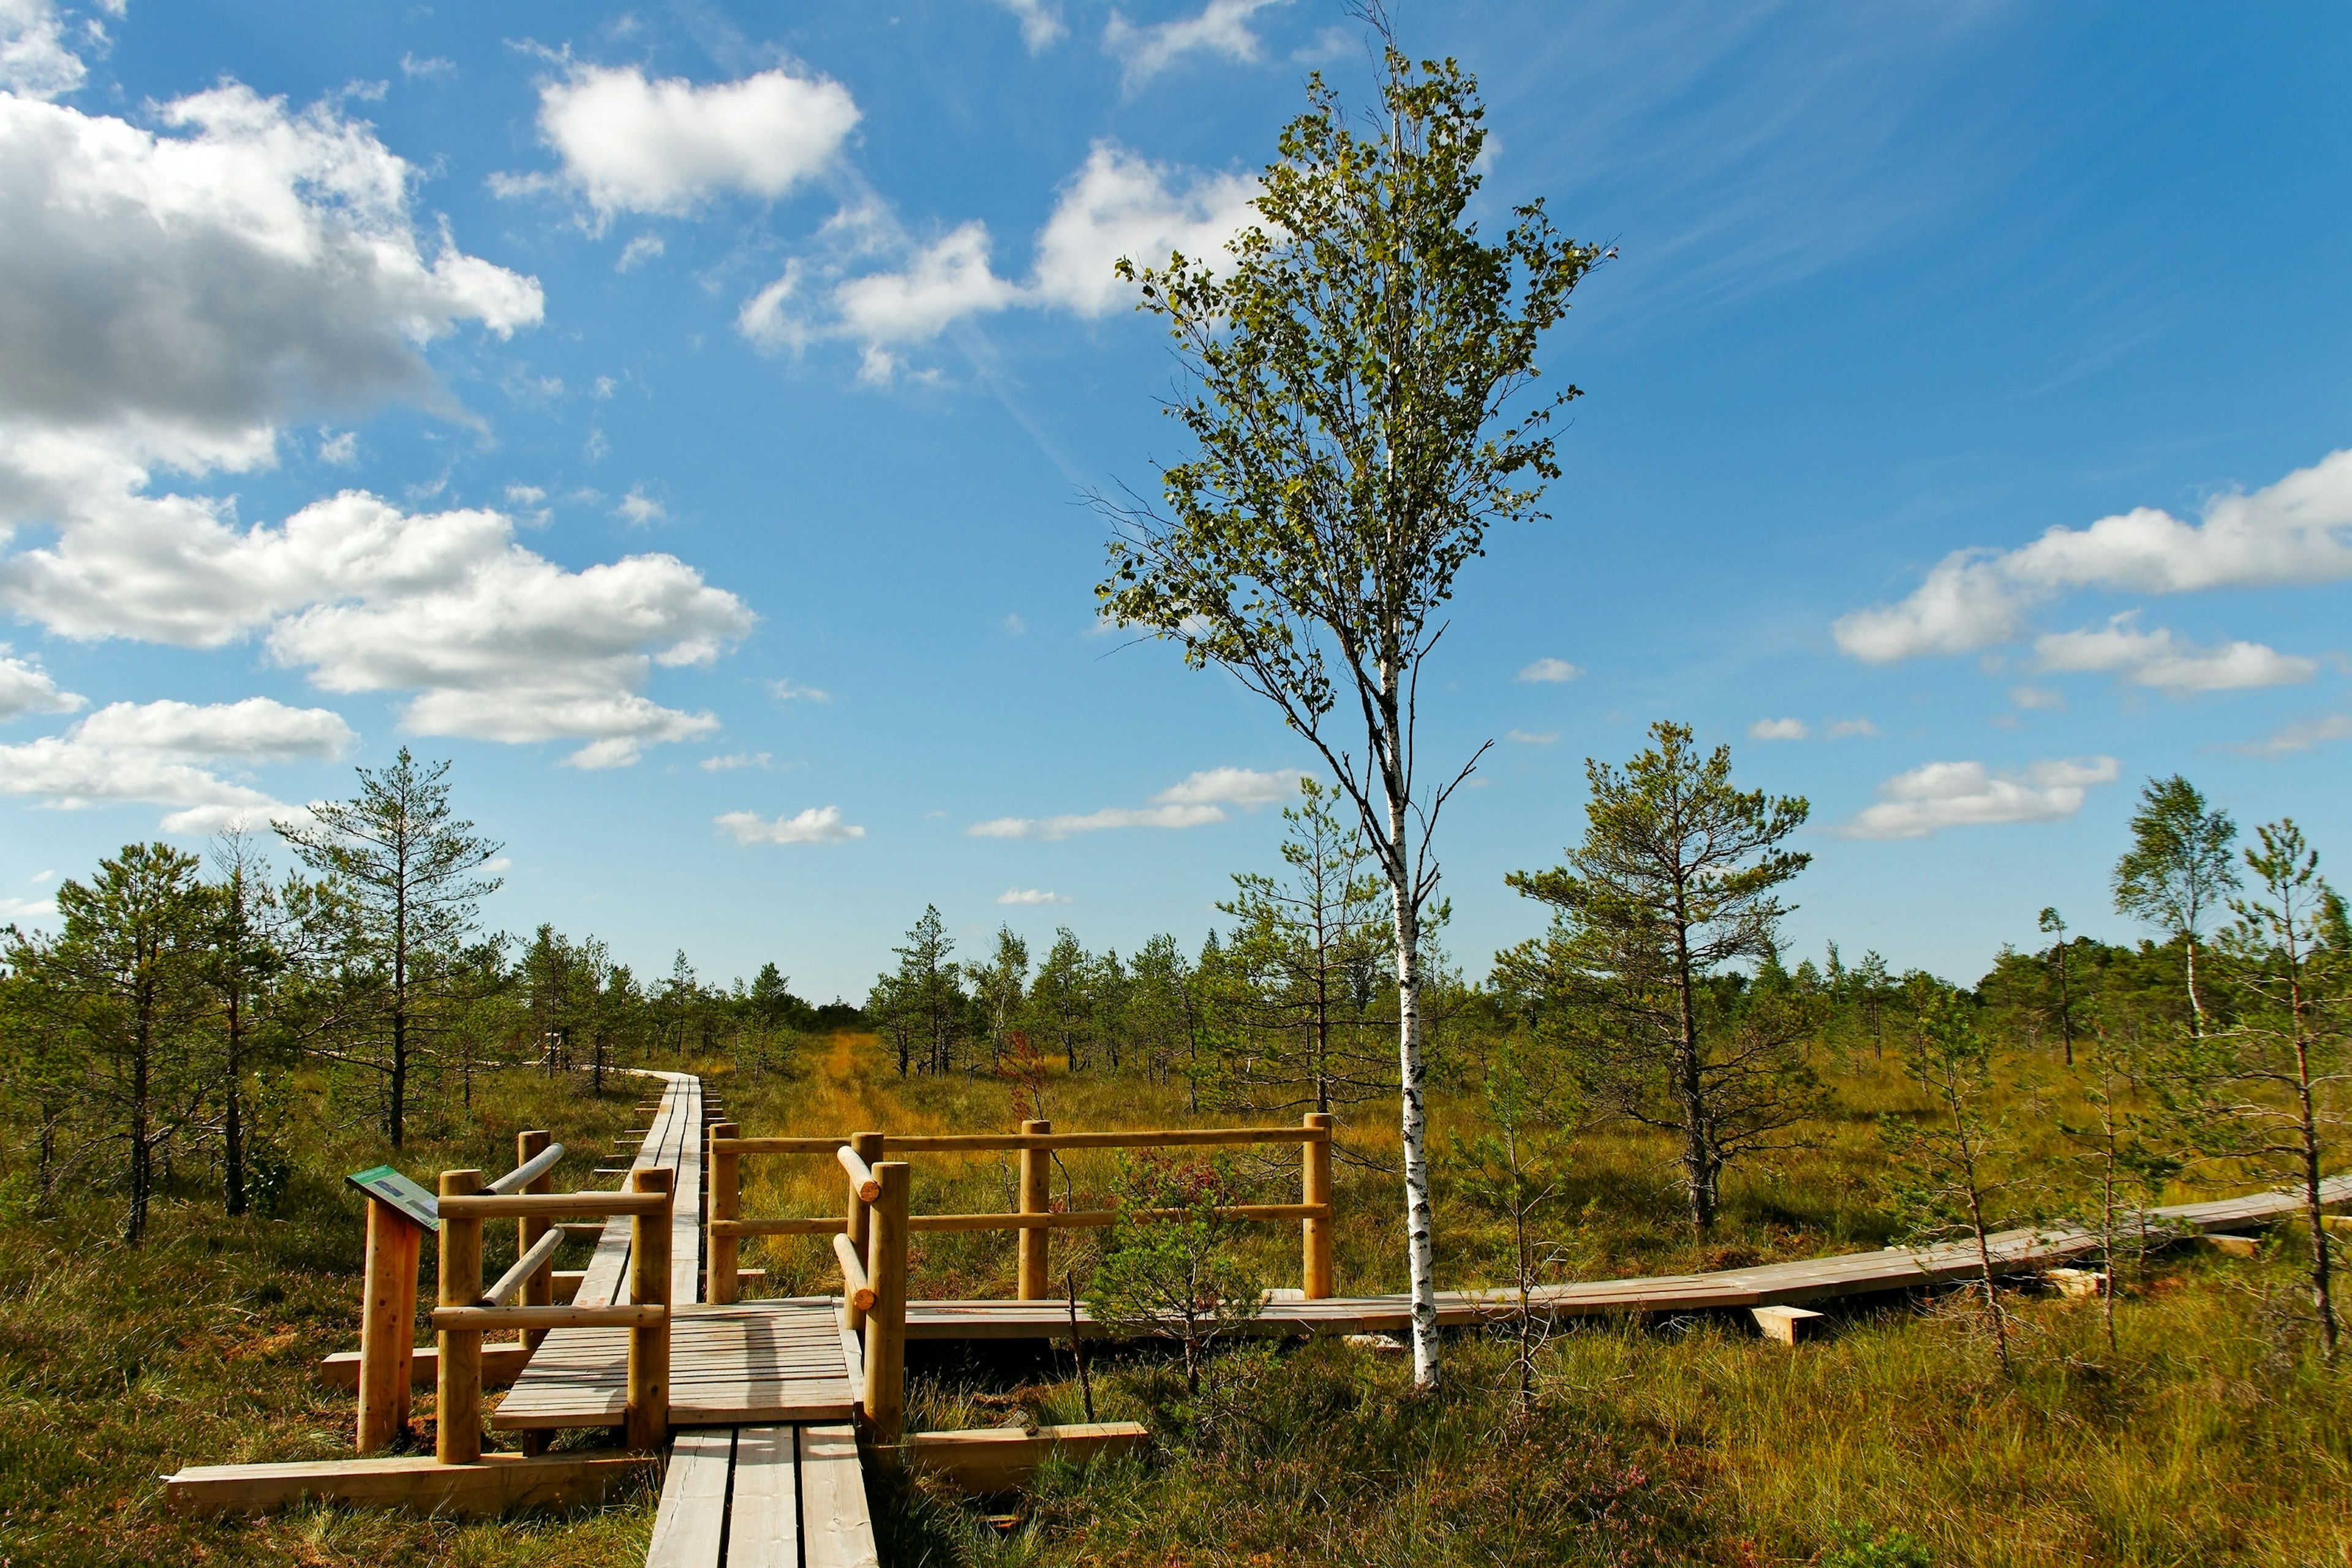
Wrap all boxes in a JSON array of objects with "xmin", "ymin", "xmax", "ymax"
[{"xmin": 706, "ymin": 1114, "xmax": 1338, "ymax": 1444}]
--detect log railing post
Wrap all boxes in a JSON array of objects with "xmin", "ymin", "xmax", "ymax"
[
  {"xmin": 625, "ymin": 1168, "xmax": 673, "ymax": 1451},
  {"xmin": 707, "ymin": 1121, "xmax": 740, "ymax": 1305},
  {"xmin": 1302, "ymin": 1113, "xmax": 1333, "ymax": 1300},
  {"xmin": 1016, "ymin": 1119, "xmax": 1052, "ymax": 1301},
  {"xmin": 355, "ymin": 1197, "xmax": 423, "ymax": 1453},
  {"xmin": 435, "ymin": 1169, "xmax": 484, "ymax": 1464},
  {"xmin": 862, "ymin": 1159, "xmax": 909, "ymax": 1452},
  {"xmin": 843, "ymin": 1131, "xmax": 883, "ymax": 1334},
  {"xmin": 516, "ymin": 1129, "xmax": 554, "ymax": 1349}
]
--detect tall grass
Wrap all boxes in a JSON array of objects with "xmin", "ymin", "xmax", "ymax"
[{"xmin": 3, "ymin": 1035, "xmax": 2343, "ymax": 1567}]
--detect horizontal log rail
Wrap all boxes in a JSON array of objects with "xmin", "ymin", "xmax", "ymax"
[
  {"xmin": 909, "ymin": 1201, "xmax": 1329, "ymax": 1233},
  {"xmin": 484, "ymin": 1229, "xmax": 565, "ymax": 1306},
  {"xmin": 837, "ymin": 1144, "xmax": 882, "ymax": 1202},
  {"xmin": 431, "ymin": 1303, "xmax": 667, "ymax": 1332},
  {"xmin": 437, "ymin": 1189, "xmax": 670, "ymax": 1219},
  {"xmin": 709, "ymin": 1215, "xmax": 843, "ymax": 1238},
  {"xmin": 832, "ymin": 1231, "xmax": 878, "ymax": 1313},
  {"xmin": 708, "ymin": 1125, "xmax": 1332, "ymax": 1158},
  {"xmin": 484, "ymin": 1140, "xmax": 566, "ymax": 1195}
]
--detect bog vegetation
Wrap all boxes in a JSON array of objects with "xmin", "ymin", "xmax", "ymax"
[{"xmin": 0, "ymin": 728, "xmax": 2346, "ymax": 1567}]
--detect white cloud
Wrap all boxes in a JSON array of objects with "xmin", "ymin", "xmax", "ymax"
[
  {"xmin": 1825, "ymin": 717, "xmax": 1879, "ymax": 738},
  {"xmin": 0, "ymin": 646, "xmax": 81, "ymax": 721},
  {"xmin": 3, "ymin": 484, "xmax": 749, "ymax": 766},
  {"xmin": 1151, "ymin": 765, "xmax": 1304, "ymax": 807},
  {"xmin": 520, "ymin": 64, "xmax": 859, "ymax": 219},
  {"xmin": 1834, "ymin": 449, "xmax": 2352, "ymax": 663},
  {"xmin": 1003, "ymin": 612, "xmax": 1027, "ymax": 636},
  {"xmin": 997, "ymin": 887, "xmax": 1071, "ymax": 906},
  {"xmin": 614, "ymin": 486, "xmax": 665, "ymax": 526},
  {"xmin": 1104, "ymin": 0, "xmax": 1287, "ymax": 88},
  {"xmin": 505, "ymin": 484, "xmax": 546, "ymax": 507},
  {"xmin": 1515, "ymin": 657, "xmax": 1583, "ymax": 684},
  {"xmin": 1507, "ymin": 728, "xmax": 1559, "ymax": 745},
  {"xmin": 2229, "ymin": 712, "xmax": 2352, "ymax": 758},
  {"xmin": 833, "ymin": 221, "xmax": 1023, "ymax": 344},
  {"xmin": 737, "ymin": 140, "xmax": 1259, "ymax": 366},
  {"xmin": 969, "ymin": 802, "xmax": 1224, "ymax": 840},
  {"xmin": 768, "ymin": 678, "xmax": 830, "ymax": 703},
  {"xmin": 1, "ymin": 0, "xmax": 86, "ymax": 100},
  {"xmin": 994, "ymin": 0, "xmax": 1068, "ymax": 51},
  {"xmin": 2032, "ymin": 617, "xmax": 2315, "ymax": 695},
  {"xmin": 0, "ymin": 696, "xmax": 349, "ymax": 831},
  {"xmin": 399, "ymin": 53, "xmax": 455, "ymax": 82},
  {"xmin": 616, "ymin": 233, "xmax": 665, "ymax": 272},
  {"xmin": 1748, "ymin": 717, "xmax": 1808, "ymax": 741},
  {"xmin": 716, "ymin": 805, "xmax": 864, "ymax": 845},
  {"xmin": 1030, "ymin": 141, "xmax": 1259, "ymax": 316},
  {"xmin": 1840, "ymin": 756, "xmax": 2120, "ymax": 840},
  {"xmin": 317, "ymin": 430, "xmax": 359, "ymax": 467},
  {"xmin": 0, "ymin": 894, "xmax": 57, "ymax": 924},
  {"xmin": 2010, "ymin": 685, "xmax": 2067, "ymax": 711},
  {"xmin": 699, "ymin": 750, "xmax": 771, "ymax": 771},
  {"xmin": 0, "ymin": 81, "xmax": 540, "ymax": 478},
  {"xmin": 968, "ymin": 764, "xmax": 1300, "ymax": 840}
]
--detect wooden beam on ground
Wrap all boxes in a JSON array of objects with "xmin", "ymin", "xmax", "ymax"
[
  {"xmin": 799, "ymin": 1424, "xmax": 880, "ymax": 1568},
  {"xmin": 1751, "ymin": 1305, "xmax": 1825, "ymax": 1346},
  {"xmin": 643, "ymin": 1428, "xmax": 731, "ymax": 1567},
  {"xmin": 2195, "ymin": 1233, "xmax": 2260, "ymax": 1258},
  {"xmin": 2045, "ymin": 1267, "xmax": 2106, "ymax": 1300},
  {"xmin": 164, "ymin": 1452, "xmax": 654, "ymax": 1518},
  {"xmin": 319, "ymin": 1342, "xmax": 534, "ymax": 1391},
  {"xmin": 729, "ymin": 1426, "xmax": 800, "ymax": 1566},
  {"xmin": 895, "ymin": 1423, "xmax": 1151, "ymax": 1495}
]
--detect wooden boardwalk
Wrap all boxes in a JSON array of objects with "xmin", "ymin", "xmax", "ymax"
[
  {"xmin": 645, "ymin": 1423, "xmax": 877, "ymax": 1568},
  {"xmin": 492, "ymin": 1303, "xmax": 855, "ymax": 1431}
]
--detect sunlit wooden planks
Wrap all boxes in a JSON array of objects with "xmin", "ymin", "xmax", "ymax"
[{"xmin": 492, "ymin": 1302, "xmax": 852, "ymax": 1431}]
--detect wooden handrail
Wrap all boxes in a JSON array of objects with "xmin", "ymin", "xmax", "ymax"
[
  {"xmin": 710, "ymin": 1216, "xmax": 843, "ymax": 1237},
  {"xmin": 837, "ymin": 1144, "xmax": 882, "ymax": 1203},
  {"xmin": 483, "ymin": 1228, "xmax": 564, "ymax": 1306},
  {"xmin": 432, "ymin": 1303, "xmax": 666, "ymax": 1331},
  {"xmin": 437, "ymin": 1190, "xmax": 669, "ymax": 1219},
  {"xmin": 710, "ymin": 1125, "xmax": 1332, "ymax": 1157},
  {"xmin": 485, "ymin": 1140, "xmax": 566, "ymax": 1195},
  {"xmin": 911, "ymin": 1203, "xmax": 1327, "ymax": 1233},
  {"xmin": 832, "ymin": 1232, "xmax": 878, "ymax": 1313}
]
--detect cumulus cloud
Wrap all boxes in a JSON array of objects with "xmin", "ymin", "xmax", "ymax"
[
  {"xmin": 997, "ymin": 887, "xmax": 1071, "ymax": 906},
  {"xmin": 699, "ymin": 750, "xmax": 771, "ymax": 771},
  {"xmin": 2031, "ymin": 617, "xmax": 2315, "ymax": 695},
  {"xmin": 1840, "ymin": 756, "xmax": 2120, "ymax": 840},
  {"xmin": 1104, "ymin": 0, "xmax": 1287, "ymax": 88},
  {"xmin": 968, "ymin": 764, "xmax": 1301, "ymax": 839},
  {"xmin": 993, "ymin": 0, "xmax": 1068, "ymax": 51},
  {"xmin": 768, "ymin": 679, "xmax": 829, "ymax": 703},
  {"xmin": 1834, "ymin": 449, "xmax": 2352, "ymax": 663},
  {"xmin": 0, "ymin": 696, "xmax": 350, "ymax": 831},
  {"xmin": 715, "ymin": 805, "xmax": 864, "ymax": 845},
  {"xmin": 737, "ymin": 140, "xmax": 1258, "ymax": 367},
  {"xmin": 1, "ymin": 0, "xmax": 86, "ymax": 100},
  {"xmin": 2, "ymin": 487, "xmax": 750, "ymax": 767},
  {"xmin": 614, "ymin": 487, "xmax": 665, "ymax": 526},
  {"xmin": 1150, "ymin": 765, "xmax": 1305, "ymax": 807},
  {"xmin": 516, "ymin": 64, "xmax": 859, "ymax": 220},
  {"xmin": 1515, "ymin": 657, "xmax": 1583, "ymax": 684},
  {"xmin": 1749, "ymin": 717, "xmax": 1808, "ymax": 741},
  {"xmin": 2010, "ymin": 685, "xmax": 2066, "ymax": 711},
  {"xmin": 2228, "ymin": 712, "xmax": 2352, "ymax": 758},
  {"xmin": 0, "ymin": 645, "xmax": 81, "ymax": 721},
  {"xmin": 1825, "ymin": 717, "xmax": 1879, "ymax": 738},
  {"xmin": 0, "ymin": 81, "xmax": 540, "ymax": 477}
]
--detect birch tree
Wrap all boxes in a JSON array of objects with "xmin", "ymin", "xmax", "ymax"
[
  {"xmin": 1097, "ymin": 29, "xmax": 1602, "ymax": 1391},
  {"xmin": 2113, "ymin": 775, "xmax": 2239, "ymax": 1039}
]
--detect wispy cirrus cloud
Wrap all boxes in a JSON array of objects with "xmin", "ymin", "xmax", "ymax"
[
  {"xmin": 968, "ymin": 765, "xmax": 1303, "ymax": 840},
  {"xmin": 716, "ymin": 805, "xmax": 864, "ymax": 845},
  {"xmin": 997, "ymin": 887, "xmax": 1071, "ymax": 906}
]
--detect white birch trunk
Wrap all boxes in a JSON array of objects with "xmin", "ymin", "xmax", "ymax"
[{"xmin": 1391, "ymin": 835, "xmax": 1439, "ymax": 1389}]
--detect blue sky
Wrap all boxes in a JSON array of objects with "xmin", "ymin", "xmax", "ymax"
[{"xmin": 1, "ymin": 0, "xmax": 2346, "ymax": 1002}]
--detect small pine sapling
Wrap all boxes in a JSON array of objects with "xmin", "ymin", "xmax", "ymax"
[{"xmin": 1088, "ymin": 1153, "xmax": 1267, "ymax": 1398}]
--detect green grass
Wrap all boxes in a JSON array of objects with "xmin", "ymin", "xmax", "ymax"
[{"xmin": 2, "ymin": 1036, "xmax": 2345, "ymax": 1567}]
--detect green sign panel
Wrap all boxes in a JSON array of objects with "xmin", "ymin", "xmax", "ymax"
[{"xmin": 347, "ymin": 1164, "xmax": 441, "ymax": 1232}]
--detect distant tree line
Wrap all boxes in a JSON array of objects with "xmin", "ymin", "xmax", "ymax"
[{"xmin": 0, "ymin": 748, "xmax": 851, "ymax": 1244}]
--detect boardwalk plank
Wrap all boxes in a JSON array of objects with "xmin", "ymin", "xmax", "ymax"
[
  {"xmin": 643, "ymin": 1428, "xmax": 731, "ymax": 1568},
  {"xmin": 726, "ymin": 1427, "xmax": 800, "ymax": 1567},
  {"xmin": 800, "ymin": 1424, "xmax": 881, "ymax": 1568}
]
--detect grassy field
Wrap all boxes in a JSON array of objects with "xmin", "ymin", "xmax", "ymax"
[{"xmin": 2, "ymin": 1034, "xmax": 2346, "ymax": 1567}]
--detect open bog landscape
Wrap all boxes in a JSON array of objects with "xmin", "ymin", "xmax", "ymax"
[{"xmin": 0, "ymin": 2, "xmax": 2347, "ymax": 1566}]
